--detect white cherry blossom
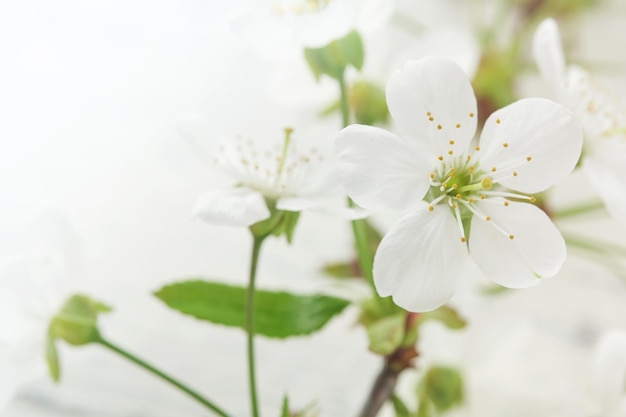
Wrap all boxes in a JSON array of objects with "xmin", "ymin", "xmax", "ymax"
[
  {"xmin": 183, "ymin": 120, "xmax": 362, "ymax": 228},
  {"xmin": 534, "ymin": 18, "xmax": 626, "ymax": 223},
  {"xmin": 592, "ymin": 330, "xmax": 626, "ymax": 417},
  {"xmin": 335, "ymin": 57, "xmax": 582, "ymax": 311}
]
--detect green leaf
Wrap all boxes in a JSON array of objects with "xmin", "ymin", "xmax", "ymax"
[
  {"xmin": 418, "ymin": 366, "xmax": 464, "ymax": 413},
  {"xmin": 418, "ymin": 305, "xmax": 466, "ymax": 330},
  {"xmin": 304, "ymin": 30, "xmax": 364, "ymax": 81},
  {"xmin": 154, "ymin": 280, "xmax": 350, "ymax": 339},
  {"xmin": 366, "ymin": 313, "xmax": 405, "ymax": 355},
  {"xmin": 392, "ymin": 394, "xmax": 411, "ymax": 417}
]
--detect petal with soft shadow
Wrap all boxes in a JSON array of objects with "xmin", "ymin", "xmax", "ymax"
[
  {"xmin": 193, "ymin": 188, "xmax": 269, "ymax": 227},
  {"xmin": 532, "ymin": 18, "xmax": 567, "ymax": 97},
  {"xmin": 469, "ymin": 199, "xmax": 565, "ymax": 288},
  {"xmin": 386, "ymin": 56, "xmax": 478, "ymax": 155},
  {"xmin": 373, "ymin": 203, "xmax": 469, "ymax": 312},
  {"xmin": 335, "ymin": 124, "xmax": 431, "ymax": 212},
  {"xmin": 478, "ymin": 98, "xmax": 582, "ymax": 193}
]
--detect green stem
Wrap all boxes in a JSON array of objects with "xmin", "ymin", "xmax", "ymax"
[
  {"xmin": 337, "ymin": 72, "xmax": 377, "ymax": 292},
  {"xmin": 338, "ymin": 70, "xmax": 350, "ymax": 128},
  {"xmin": 247, "ymin": 236, "xmax": 265, "ymax": 417},
  {"xmin": 97, "ymin": 338, "xmax": 231, "ymax": 417},
  {"xmin": 552, "ymin": 200, "xmax": 606, "ymax": 219}
]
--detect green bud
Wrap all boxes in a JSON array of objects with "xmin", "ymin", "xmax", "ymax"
[
  {"xmin": 418, "ymin": 366, "xmax": 465, "ymax": 412},
  {"xmin": 417, "ymin": 305, "xmax": 467, "ymax": 330},
  {"xmin": 304, "ymin": 30, "xmax": 364, "ymax": 81},
  {"xmin": 249, "ymin": 199, "xmax": 301, "ymax": 243},
  {"xmin": 366, "ymin": 313, "xmax": 405, "ymax": 355},
  {"xmin": 349, "ymin": 81, "xmax": 388, "ymax": 125}
]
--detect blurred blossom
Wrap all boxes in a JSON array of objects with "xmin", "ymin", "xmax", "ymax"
[
  {"xmin": 0, "ymin": 209, "xmax": 83, "ymax": 410},
  {"xmin": 534, "ymin": 18, "xmax": 626, "ymax": 223},
  {"xmin": 592, "ymin": 330, "xmax": 626, "ymax": 417},
  {"xmin": 181, "ymin": 117, "xmax": 364, "ymax": 228},
  {"xmin": 336, "ymin": 57, "xmax": 582, "ymax": 312}
]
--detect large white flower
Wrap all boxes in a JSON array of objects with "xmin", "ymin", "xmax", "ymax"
[
  {"xmin": 335, "ymin": 57, "xmax": 582, "ymax": 312},
  {"xmin": 183, "ymin": 121, "xmax": 362, "ymax": 227},
  {"xmin": 533, "ymin": 18, "xmax": 626, "ymax": 223},
  {"xmin": 0, "ymin": 210, "xmax": 82, "ymax": 410}
]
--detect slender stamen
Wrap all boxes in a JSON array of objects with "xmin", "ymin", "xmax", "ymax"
[
  {"xmin": 274, "ymin": 127, "xmax": 293, "ymax": 187},
  {"xmin": 481, "ymin": 190, "xmax": 535, "ymax": 201},
  {"xmin": 451, "ymin": 199, "xmax": 466, "ymax": 243},
  {"xmin": 459, "ymin": 199, "xmax": 512, "ymax": 238}
]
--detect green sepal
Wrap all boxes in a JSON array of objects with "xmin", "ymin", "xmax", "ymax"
[
  {"xmin": 392, "ymin": 394, "xmax": 411, "ymax": 417},
  {"xmin": 46, "ymin": 336, "xmax": 61, "ymax": 382},
  {"xmin": 350, "ymin": 81, "xmax": 389, "ymax": 125},
  {"xmin": 322, "ymin": 260, "xmax": 359, "ymax": 279},
  {"xmin": 46, "ymin": 294, "xmax": 112, "ymax": 382},
  {"xmin": 154, "ymin": 280, "xmax": 350, "ymax": 339},
  {"xmin": 417, "ymin": 305, "xmax": 467, "ymax": 330},
  {"xmin": 249, "ymin": 199, "xmax": 301, "ymax": 243},
  {"xmin": 304, "ymin": 30, "xmax": 364, "ymax": 81},
  {"xmin": 418, "ymin": 366, "xmax": 464, "ymax": 413},
  {"xmin": 367, "ymin": 313, "xmax": 406, "ymax": 355}
]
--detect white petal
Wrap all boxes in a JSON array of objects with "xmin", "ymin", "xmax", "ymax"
[
  {"xmin": 373, "ymin": 203, "xmax": 469, "ymax": 312},
  {"xmin": 469, "ymin": 199, "xmax": 566, "ymax": 288},
  {"xmin": 478, "ymin": 98, "xmax": 582, "ymax": 193},
  {"xmin": 335, "ymin": 124, "xmax": 431, "ymax": 212},
  {"xmin": 193, "ymin": 188, "xmax": 269, "ymax": 227},
  {"xmin": 386, "ymin": 56, "xmax": 478, "ymax": 155},
  {"xmin": 584, "ymin": 151, "xmax": 626, "ymax": 224},
  {"xmin": 592, "ymin": 330, "xmax": 626, "ymax": 417},
  {"xmin": 276, "ymin": 196, "xmax": 369, "ymax": 220},
  {"xmin": 532, "ymin": 18, "xmax": 566, "ymax": 97}
]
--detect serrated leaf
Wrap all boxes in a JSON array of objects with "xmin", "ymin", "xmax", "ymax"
[{"xmin": 154, "ymin": 280, "xmax": 350, "ymax": 339}]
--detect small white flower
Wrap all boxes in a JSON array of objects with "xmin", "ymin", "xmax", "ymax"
[
  {"xmin": 534, "ymin": 18, "xmax": 626, "ymax": 223},
  {"xmin": 335, "ymin": 57, "xmax": 582, "ymax": 312},
  {"xmin": 0, "ymin": 210, "xmax": 82, "ymax": 410},
  {"xmin": 184, "ymin": 122, "xmax": 362, "ymax": 228}
]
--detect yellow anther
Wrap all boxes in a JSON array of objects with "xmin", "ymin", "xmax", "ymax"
[
  {"xmin": 468, "ymin": 166, "xmax": 475, "ymax": 174},
  {"xmin": 504, "ymin": 201, "xmax": 510, "ymax": 207},
  {"xmin": 480, "ymin": 194, "xmax": 486, "ymax": 199},
  {"xmin": 456, "ymin": 193, "xmax": 462, "ymax": 199},
  {"xmin": 513, "ymin": 171, "xmax": 518, "ymax": 177},
  {"xmin": 437, "ymin": 124, "xmax": 442, "ymax": 130},
  {"xmin": 448, "ymin": 150, "xmax": 454, "ymax": 155},
  {"xmin": 427, "ymin": 111, "xmax": 432, "ymax": 116},
  {"xmin": 526, "ymin": 156, "xmax": 532, "ymax": 161},
  {"xmin": 428, "ymin": 205, "xmax": 434, "ymax": 212},
  {"xmin": 530, "ymin": 196, "xmax": 536, "ymax": 203},
  {"xmin": 503, "ymin": 142, "xmax": 509, "ymax": 148},
  {"xmin": 496, "ymin": 118, "xmax": 501, "ymax": 124},
  {"xmin": 509, "ymin": 234, "xmax": 515, "ymax": 240},
  {"xmin": 451, "ymin": 203, "xmax": 457, "ymax": 209},
  {"xmin": 456, "ymin": 123, "xmax": 461, "ymax": 128},
  {"xmin": 469, "ymin": 112, "xmax": 475, "ymax": 118},
  {"xmin": 430, "ymin": 172, "xmax": 435, "ymax": 179},
  {"xmin": 460, "ymin": 237, "xmax": 466, "ymax": 243},
  {"xmin": 429, "ymin": 116, "xmax": 434, "ymax": 121},
  {"xmin": 449, "ymin": 140, "xmax": 455, "ymax": 145},
  {"xmin": 491, "ymin": 167, "xmax": 497, "ymax": 172},
  {"xmin": 468, "ymin": 198, "xmax": 474, "ymax": 203},
  {"xmin": 485, "ymin": 216, "xmax": 491, "ymax": 221},
  {"xmin": 467, "ymin": 155, "xmax": 472, "ymax": 161},
  {"xmin": 475, "ymin": 146, "xmax": 481, "ymax": 151},
  {"xmin": 452, "ymin": 184, "xmax": 458, "ymax": 189},
  {"xmin": 442, "ymin": 182, "xmax": 448, "ymax": 188},
  {"xmin": 438, "ymin": 155, "xmax": 444, "ymax": 161}
]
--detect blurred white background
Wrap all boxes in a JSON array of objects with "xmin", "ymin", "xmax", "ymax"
[{"xmin": 2, "ymin": 1, "xmax": 626, "ymax": 416}]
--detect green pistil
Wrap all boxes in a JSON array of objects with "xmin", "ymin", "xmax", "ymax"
[{"xmin": 275, "ymin": 127, "xmax": 293, "ymax": 182}]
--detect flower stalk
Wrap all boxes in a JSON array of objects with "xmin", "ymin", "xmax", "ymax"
[{"xmin": 97, "ymin": 337, "xmax": 232, "ymax": 417}]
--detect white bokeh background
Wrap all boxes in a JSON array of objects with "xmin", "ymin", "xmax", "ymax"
[{"xmin": 2, "ymin": 1, "xmax": 626, "ymax": 416}]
